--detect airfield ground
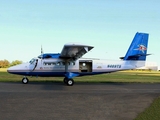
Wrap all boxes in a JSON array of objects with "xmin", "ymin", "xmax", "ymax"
[{"xmin": 0, "ymin": 69, "xmax": 160, "ymax": 120}]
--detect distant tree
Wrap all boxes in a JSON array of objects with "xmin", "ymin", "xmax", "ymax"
[
  {"xmin": 0, "ymin": 59, "xmax": 23, "ymax": 68},
  {"xmin": 0, "ymin": 60, "xmax": 3, "ymax": 68},
  {"xmin": 10, "ymin": 60, "xmax": 23, "ymax": 67},
  {"xmin": 0, "ymin": 59, "xmax": 10, "ymax": 68}
]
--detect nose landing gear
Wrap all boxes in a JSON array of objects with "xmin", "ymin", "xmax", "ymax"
[{"xmin": 22, "ymin": 77, "xmax": 29, "ymax": 84}]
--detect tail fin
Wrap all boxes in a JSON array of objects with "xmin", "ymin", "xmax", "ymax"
[{"xmin": 121, "ymin": 32, "xmax": 149, "ymax": 61}]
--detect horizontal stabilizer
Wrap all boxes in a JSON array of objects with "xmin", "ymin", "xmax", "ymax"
[{"xmin": 120, "ymin": 54, "xmax": 151, "ymax": 60}]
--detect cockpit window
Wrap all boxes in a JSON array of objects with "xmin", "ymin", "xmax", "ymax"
[
  {"xmin": 38, "ymin": 54, "xmax": 52, "ymax": 59},
  {"xmin": 29, "ymin": 58, "xmax": 36, "ymax": 64},
  {"xmin": 38, "ymin": 55, "xmax": 42, "ymax": 59}
]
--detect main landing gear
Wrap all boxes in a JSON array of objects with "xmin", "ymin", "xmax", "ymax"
[
  {"xmin": 63, "ymin": 77, "xmax": 74, "ymax": 86},
  {"xmin": 21, "ymin": 76, "xmax": 74, "ymax": 86},
  {"xmin": 22, "ymin": 77, "xmax": 29, "ymax": 84}
]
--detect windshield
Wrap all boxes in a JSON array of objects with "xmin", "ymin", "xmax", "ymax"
[
  {"xmin": 38, "ymin": 55, "xmax": 42, "ymax": 59},
  {"xmin": 29, "ymin": 58, "xmax": 36, "ymax": 64}
]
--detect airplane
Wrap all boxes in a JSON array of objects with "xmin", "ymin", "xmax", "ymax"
[{"xmin": 7, "ymin": 32, "xmax": 149, "ymax": 86}]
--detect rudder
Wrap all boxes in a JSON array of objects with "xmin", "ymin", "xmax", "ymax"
[{"xmin": 123, "ymin": 32, "xmax": 149, "ymax": 61}]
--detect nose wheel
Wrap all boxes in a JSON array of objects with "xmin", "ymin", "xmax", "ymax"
[
  {"xmin": 22, "ymin": 77, "xmax": 29, "ymax": 84},
  {"xmin": 63, "ymin": 78, "xmax": 74, "ymax": 86}
]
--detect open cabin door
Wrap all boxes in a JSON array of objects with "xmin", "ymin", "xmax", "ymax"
[
  {"xmin": 29, "ymin": 58, "xmax": 38, "ymax": 71},
  {"xmin": 79, "ymin": 60, "xmax": 92, "ymax": 72}
]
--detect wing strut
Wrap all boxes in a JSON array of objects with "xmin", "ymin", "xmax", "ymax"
[
  {"xmin": 63, "ymin": 60, "xmax": 79, "ymax": 86},
  {"xmin": 65, "ymin": 60, "xmax": 69, "ymax": 73}
]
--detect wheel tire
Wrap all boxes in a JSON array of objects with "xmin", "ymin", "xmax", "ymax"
[
  {"xmin": 67, "ymin": 79, "xmax": 74, "ymax": 86},
  {"xmin": 22, "ymin": 77, "xmax": 29, "ymax": 84},
  {"xmin": 63, "ymin": 78, "xmax": 68, "ymax": 84}
]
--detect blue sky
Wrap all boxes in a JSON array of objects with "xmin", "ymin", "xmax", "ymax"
[{"xmin": 0, "ymin": 1, "xmax": 160, "ymax": 66}]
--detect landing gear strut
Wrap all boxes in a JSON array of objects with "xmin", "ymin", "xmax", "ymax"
[
  {"xmin": 22, "ymin": 77, "xmax": 29, "ymax": 84},
  {"xmin": 63, "ymin": 77, "xmax": 74, "ymax": 86}
]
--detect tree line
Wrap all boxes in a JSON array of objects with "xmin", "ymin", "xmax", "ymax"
[{"xmin": 0, "ymin": 60, "xmax": 23, "ymax": 68}]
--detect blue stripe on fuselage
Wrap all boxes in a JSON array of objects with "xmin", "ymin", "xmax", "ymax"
[{"xmin": 9, "ymin": 71, "xmax": 110, "ymax": 77}]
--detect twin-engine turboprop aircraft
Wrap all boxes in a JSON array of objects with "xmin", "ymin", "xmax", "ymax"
[{"xmin": 7, "ymin": 32, "xmax": 149, "ymax": 86}]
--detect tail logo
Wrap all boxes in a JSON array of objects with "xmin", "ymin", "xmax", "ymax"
[{"xmin": 135, "ymin": 45, "xmax": 147, "ymax": 53}]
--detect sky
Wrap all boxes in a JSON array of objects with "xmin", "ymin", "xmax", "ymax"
[{"xmin": 0, "ymin": 0, "xmax": 160, "ymax": 67}]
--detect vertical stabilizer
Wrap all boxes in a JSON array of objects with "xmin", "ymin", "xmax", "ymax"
[{"xmin": 123, "ymin": 32, "xmax": 149, "ymax": 61}]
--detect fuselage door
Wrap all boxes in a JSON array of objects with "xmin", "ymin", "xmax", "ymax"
[
  {"xmin": 29, "ymin": 58, "xmax": 38, "ymax": 71},
  {"xmin": 79, "ymin": 60, "xmax": 92, "ymax": 72}
]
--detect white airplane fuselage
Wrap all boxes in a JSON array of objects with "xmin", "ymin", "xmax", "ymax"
[{"xmin": 7, "ymin": 57, "xmax": 145, "ymax": 77}]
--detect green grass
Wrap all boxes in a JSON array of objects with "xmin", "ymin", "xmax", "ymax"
[
  {"xmin": 0, "ymin": 68, "xmax": 7, "ymax": 72},
  {"xmin": 134, "ymin": 97, "xmax": 160, "ymax": 120}
]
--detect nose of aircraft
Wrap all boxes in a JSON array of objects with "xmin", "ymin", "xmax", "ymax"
[
  {"xmin": 7, "ymin": 63, "xmax": 29, "ymax": 74},
  {"xmin": 7, "ymin": 66, "xmax": 18, "ymax": 73}
]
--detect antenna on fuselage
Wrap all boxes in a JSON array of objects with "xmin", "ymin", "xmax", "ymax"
[
  {"xmin": 41, "ymin": 45, "xmax": 44, "ymax": 57},
  {"xmin": 40, "ymin": 45, "xmax": 44, "ymax": 67}
]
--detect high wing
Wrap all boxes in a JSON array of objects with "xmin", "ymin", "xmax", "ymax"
[{"xmin": 59, "ymin": 43, "xmax": 94, "ymax": 60}]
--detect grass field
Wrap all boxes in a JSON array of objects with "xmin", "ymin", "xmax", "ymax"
[
  {"xmin": 1, "ymin": 70, "xmax": 160, "ymax": 120},
  {"xmin": 134, "ymin": 97, "xmax": 160, "ymax": 120},
  {"xmin": 0, "ymin": 69, "xmax": 160, "ymax": 83},
  {"xmin": 0, "ymin": 68, "xmax": 7, "ymax": 72}
]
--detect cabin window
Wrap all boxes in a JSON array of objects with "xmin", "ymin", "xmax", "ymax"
[
  {"xmin": 57, "ymin": 62, "xmax": 60, "ymax": 66},
  {"xmin": 62, "ymin": 62, "xmax": 65, "ymax": 66},
  {"xmin": 48, "ymin": 63, "xmax": 51, "ymax": 65},
  {"xmin": 43, "ymin": 62, "xmax": 56, "ymax": 66},
  {"xmin": 71, "ymin": 62, "xmax": 75, "ymax": 66},
  {"xmin": 51, "ymin": 63, "xmax": 56, "ymax": 65}
]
